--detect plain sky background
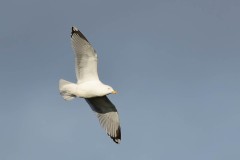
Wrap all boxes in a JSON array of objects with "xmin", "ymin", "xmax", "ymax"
[{"xmin": 1, "ymin": 0, "xmax": 240, "ymax": 159}]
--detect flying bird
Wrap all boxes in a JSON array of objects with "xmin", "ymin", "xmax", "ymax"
[{"xmin": 59, "ymin": 26, "xmax": 121, "ymax": 144}]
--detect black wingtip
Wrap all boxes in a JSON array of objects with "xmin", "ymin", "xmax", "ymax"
[
  {"xmin": 71, "ymin": 26, "xmax": 89, "ymax": 42},
  {"xmin": 109, "ymin": 126, "xmax": 121, "ymax": 144}
]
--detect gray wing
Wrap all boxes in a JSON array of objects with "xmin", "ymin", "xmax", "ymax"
[
  {"xmin": 85, "ymin": 96, "xmax": 121, "ymax": 144},
  {"xmin": 71, "ymin": 26, "xmax": 99, "ymax": 83}
]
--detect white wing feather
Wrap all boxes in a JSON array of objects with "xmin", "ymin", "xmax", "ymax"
[
  {"xmin": 71, "ymin": 27, "xmax": 99, "ymax": 83},
  {"xmin": 97, "ymin": 112, "xmax": 121, "ymax": 143}
]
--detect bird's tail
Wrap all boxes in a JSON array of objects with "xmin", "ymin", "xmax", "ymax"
[{"xmin": 59, "ymin": 79, "xmax": 76, "ymax": 100}]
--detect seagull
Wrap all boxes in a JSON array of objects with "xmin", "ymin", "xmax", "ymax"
[{"xmin": 59, "ymin": 26, "xmax": 121, "ymax": 144}]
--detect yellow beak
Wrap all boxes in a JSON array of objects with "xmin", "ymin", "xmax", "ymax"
[{"xmin": 111, "ymin": 90, "xmax": 118, "ymax": 94}]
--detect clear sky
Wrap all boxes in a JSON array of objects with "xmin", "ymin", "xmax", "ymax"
[{"xmin": 1, "ymin": 0, "xmax": 240, "ymax": 159}]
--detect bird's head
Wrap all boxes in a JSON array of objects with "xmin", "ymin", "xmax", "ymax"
[{"xmin": 105, "ymin": 85, "xmax": 118, "ymax": 95}]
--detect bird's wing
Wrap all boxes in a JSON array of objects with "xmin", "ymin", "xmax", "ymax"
[
  {"xmin": 85, "ymin": 96, "xmax": 121, "ymax": 144},
  {"xmin": 71, "ymin": 26, "xmax": 99, "ymax": 83}
]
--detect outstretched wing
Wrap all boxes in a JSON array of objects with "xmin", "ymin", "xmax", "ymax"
[
  {"xmin": 71, "ymin": 26, "xmax": 99, "ymax": 83},
  {"xmin": 85, "ymin": 96, "xmax": 121, "ymax": 144}
]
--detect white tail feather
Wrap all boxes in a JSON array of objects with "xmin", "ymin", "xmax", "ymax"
[{"xmin": 59, "ymin": 79, "xmax": 76, "ymax": 100}]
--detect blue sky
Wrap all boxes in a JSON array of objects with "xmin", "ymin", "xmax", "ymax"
[{"xmin": 1, "ymin": 0, "xmax": 240, "ymax": 159}]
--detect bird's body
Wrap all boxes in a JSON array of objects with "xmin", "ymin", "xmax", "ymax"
[
  {"xmin": 60, "ymin": 79, "xmax": 113, "ymax": 98},
  {"xmin": 59, "ymin": 26, "xmax": 121, "ymax": 144}
]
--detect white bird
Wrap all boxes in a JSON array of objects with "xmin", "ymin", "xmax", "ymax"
[{"xmin": 59, "ymin": 26, "xmax": 121, "ymax": 144}]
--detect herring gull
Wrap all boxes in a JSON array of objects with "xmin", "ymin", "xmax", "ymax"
[{"xmin": 59, "ymin": 26, "xmax": 121, "ymax": 144}]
